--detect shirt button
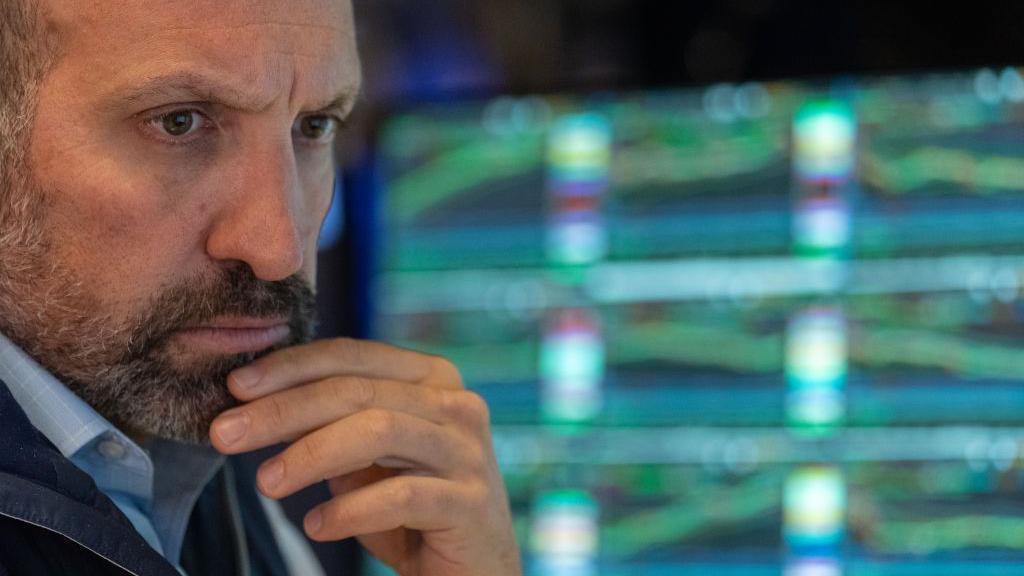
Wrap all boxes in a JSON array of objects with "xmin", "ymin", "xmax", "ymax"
[{"xmin": 97, "ymin": 439, "xmax": 127, "ymax": 461}]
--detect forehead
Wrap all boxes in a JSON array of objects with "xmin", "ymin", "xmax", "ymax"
[{"xmin": 44, "ymin": 0, "xmax": 359, "ymax": 107}]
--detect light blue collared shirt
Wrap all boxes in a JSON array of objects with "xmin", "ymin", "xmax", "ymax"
[{"xmin": 0, "ymin": 333, "xmax": 224, "ymax": 571}]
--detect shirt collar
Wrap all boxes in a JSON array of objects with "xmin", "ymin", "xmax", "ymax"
[
  {"xmin": 0, "ymin": 333, "xmax": 121, "ymax": 455},
  {"xmin": 0, "ymin": 333, "xmax": 153, "ymax": 501},
  {"xmin": 0, "ymin": 332, "xmax": 227, "ymax": 566}
]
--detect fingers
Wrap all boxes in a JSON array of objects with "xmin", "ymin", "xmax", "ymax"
[
  {"xmin": 302, "ymin": 475, "xmax": 484, "ymax": 542},
  {"xmin": 227, "ymin": 338, "xmax": 462, "ymax": 401},
  {"xmin": 255, "ymin": 410, "xmax": 477, "ymax": 500},
  {"xmin": 327, "ymin": 465, "xmax": 392, "ymax": 497},
  {"xmin": 210, "ymin": 376, "xmax": 454, "ymax": 453}
]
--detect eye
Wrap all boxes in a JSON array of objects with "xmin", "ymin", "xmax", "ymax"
[
  {"xmin": 146, "ymin": 109, "xmax": 207, "ymax": 140},
  {"xmin": 295, "ymin": 114, "xmax": 339, "ymax": 143}
]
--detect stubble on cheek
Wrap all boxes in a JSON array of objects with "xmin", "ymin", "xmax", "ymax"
[{"xmin": 0, "ymin": 182, "xmax": 316, "ymax": 444}]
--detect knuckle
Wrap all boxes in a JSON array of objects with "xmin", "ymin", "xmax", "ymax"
[
  {"xmin": 456, "ymin": 436, "xmax": 488, "ymax": 474},
  {"xmin": 265, "ymin": 395, "xmax": 290, "ymax": 429},
  {"xmin": 464, "ymin": 391, "xmax": 491, "ymax": 422},
  {"xmin": 430, "ymin": 355, "xmax": 464, "ymax": 388},
  {"xmin": 438, "ymin": 390, "xmax": 462, "ymax": 419},
  {"xmin": 431, "ymin": 485, "xmax": 459, "ymax": 513},
  {"xmin": 390, "ymin": 480, "xmax": 418, "ymax": 509},
  {"xmin": 442, "ymin": 390, "xmax": 491, "ymax": 429},
  {"xmin": 348, "ymin": 376, "xmax": 378, "ymax": 411},
  {"xmin": 321, "ymin": 377, "xmax": 346, "ymax": 407},
  {"xmin": 364, "ymin": 409, "xmax": 400, "ymax": 444},
  {"xmin": 298, "ymin": 433, "xmax": 326, "ymax": 467},
  {"xmin": 464, "ymin": 481, "xmax": 490, "ymax": 510},
  {"xmin": 322, "ymin": 375, "xmax": 376, "ymax": 412}
]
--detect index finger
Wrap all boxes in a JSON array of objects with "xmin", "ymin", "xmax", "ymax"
[{"xmin": 228, "ymin": 338, "xmax": 447, "ymax": 401}]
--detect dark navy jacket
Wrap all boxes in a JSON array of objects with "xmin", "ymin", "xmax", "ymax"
[{"xmin": 0, "ymin": 380, "xmax": 360, "ymax": 575}]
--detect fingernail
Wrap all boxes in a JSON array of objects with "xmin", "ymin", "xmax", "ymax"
[
  {"xmin": 305, "ymin": 509, "xmax": 323, "ymax": 534},
  {"xmin": 231, "ymin": 366, "xmax": 263, "ymax": 391},
  {"xmin": 260, "ymin": 459, "xmax": 285, "ymax": 492},
  {"xmin": 214, "ymin": 412, "xmax": 250, "ymax": 447}
]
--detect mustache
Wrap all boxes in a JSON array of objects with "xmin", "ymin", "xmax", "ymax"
[{"xmin": 124, "ymin": 266, "xmax": 316, "ymax": 359}]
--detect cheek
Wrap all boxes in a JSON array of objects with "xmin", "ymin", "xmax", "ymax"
[
  {"xmin": 47, "ymin": 169, "xmax": 184, "ymax": 243},
  {"xmin": 298, "ymin": 157, "xmax": 335, "ymax": 235},
  {"xmin": 298, "ymin": 161, "xmax": 335, "ymax": 285},
  {"xmin": 36, "ymin": 165, "xmax": 211, "ymax": 307},
  {"xmin": 30, "ymin": 92, "xmax": 220, "ymax": 275},
  {"xmin": 312, "ymin": 183, "xmax": 334, "ymax": 229}
]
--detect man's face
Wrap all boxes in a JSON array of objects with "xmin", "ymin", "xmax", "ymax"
[{"xmin": 0, "ymin": 0, "xmax": 360, "ymax": 442}]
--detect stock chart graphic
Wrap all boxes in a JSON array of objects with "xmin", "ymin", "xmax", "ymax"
[{"xmin": 371, "ymin": 68, "xmax": 1024, "ymax": 576}]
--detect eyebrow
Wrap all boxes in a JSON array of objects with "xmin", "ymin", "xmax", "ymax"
[
  {"xmin": 113, "ymin": 71, "xmax": 360, "ymax": 116},
  {"xmin": 313, "ymin": 91, "xmax": 360, "ymax": 118}
]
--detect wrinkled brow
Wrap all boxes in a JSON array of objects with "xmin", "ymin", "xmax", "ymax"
[
  {"xmin": 110, "ymin": 71, "xmax": 359, "ymax": 115},
  {"xmin": 115, "ymin": 72, "xmax": 270, "ymax": 110}
]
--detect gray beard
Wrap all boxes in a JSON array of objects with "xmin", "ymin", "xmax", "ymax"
[
  {"xmin": 0, "ymin": 166, "xmax": 317, "ymax": 444},
  {"xmin": 24, "ymin": 266, "xmax": 316, "ymax": 444},
  {"xmin": 62, "ymin": 340, "xmax": 283, "ymax": 444}
]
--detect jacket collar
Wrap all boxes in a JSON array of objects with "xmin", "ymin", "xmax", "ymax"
[{"xmin": 0, "ymin": 379, "xmax": 178, "ymax": 576}]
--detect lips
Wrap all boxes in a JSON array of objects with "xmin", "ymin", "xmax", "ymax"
[
  {"xmin": 174, "ymin": 316, "xmax": 291, "ymax": 355},
  {"xmin": 189, "ymin": 315, "xmax": 291, "ymax": 330}
]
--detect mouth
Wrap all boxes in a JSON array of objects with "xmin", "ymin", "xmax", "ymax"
[{"xmin": 173, "ymin": 315, "xmax": 291, "ymax": 355}]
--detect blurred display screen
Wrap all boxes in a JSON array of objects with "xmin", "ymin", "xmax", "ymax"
[{"xmin": 371, "ymin": 68, "xmax": 1024, "ymax": 575}]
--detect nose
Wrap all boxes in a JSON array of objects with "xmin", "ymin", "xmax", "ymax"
[{"xmin": 205, "ymin": 136, "xmax": 307, "ymax": 281}]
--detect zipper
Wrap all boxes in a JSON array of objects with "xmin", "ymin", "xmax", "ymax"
[{"xmin": 0, "ymin": 510, "xmax": 142, "ymax": 576}]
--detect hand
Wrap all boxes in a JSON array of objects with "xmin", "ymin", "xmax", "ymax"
[{"xmin": 209, "ymin": 338, "xmax": 522, "ymax": 576}]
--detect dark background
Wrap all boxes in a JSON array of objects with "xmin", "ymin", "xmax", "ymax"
[
  {"xmin": 352, "ymin": 0, "xmax": 1023, "ymax": 105},
  {"xmin": 309, "ymin": 2, "xmax": 1024, "ymax": 573}
]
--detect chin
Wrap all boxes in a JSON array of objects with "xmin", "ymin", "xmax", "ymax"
[{"xmin": 67, "ymin": 346, "xmax": 256, "ymax": 446}]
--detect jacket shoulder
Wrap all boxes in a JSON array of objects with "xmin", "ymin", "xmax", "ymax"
[{"xmin": 0, "ymin": 513, "xmax": 134, "ymax": 576}]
